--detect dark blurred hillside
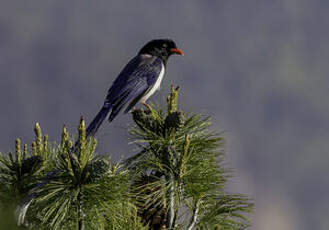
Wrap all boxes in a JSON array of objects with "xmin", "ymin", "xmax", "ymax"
[{"xmin": 1, "ymin": 1, "xmax": 328, "ymax": 229}]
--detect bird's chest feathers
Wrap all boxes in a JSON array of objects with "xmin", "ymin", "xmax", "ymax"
[
  {"xmin": 141, "ymin": 63, "xmax": 165, "ymax": 102},
  {"xmin": 153, "ymin": 63, "xmax": 165, "ymax": 91}
]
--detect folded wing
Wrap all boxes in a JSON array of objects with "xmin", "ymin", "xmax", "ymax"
[{"xmin": 106, "ymin": 55, "xmax": 163, "ymax": 122}]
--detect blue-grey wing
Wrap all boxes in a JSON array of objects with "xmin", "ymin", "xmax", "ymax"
[{"xmin": 105, "ymin": 55, "xmax": 163, "ymax": 121}]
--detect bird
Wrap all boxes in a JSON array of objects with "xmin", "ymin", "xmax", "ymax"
[
  {"xmin": 85, "ymin": 39, "xmax": 183, "ymax": 137},
  {"xmin": 16, "ymin": 39, "xmax": 183, "ymax": 224}
]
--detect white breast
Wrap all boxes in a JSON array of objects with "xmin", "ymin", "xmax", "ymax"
[{"xmin": 140, "ymin": 62, "xmax": 165, "ymax": 103}]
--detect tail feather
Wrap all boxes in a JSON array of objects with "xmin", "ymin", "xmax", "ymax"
[
  {"xmin": 86, "ymin": 105, "xmax": 112, "ymax": 137},
  {"xmin": 108, "ymin": 105, "xmax": 124, "ymax": 123}
]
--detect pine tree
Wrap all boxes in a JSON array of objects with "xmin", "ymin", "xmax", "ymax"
[
  {"xmin": 127, "ymin": 86, "xmax": 253, "ymax": 229},
  {"xmin": 0, "ymin": 124, "xmax": 48, "ymax": 229},
  {"xmin": 0, "ymin": 87, "xmax": 253, "ymax": 229}
]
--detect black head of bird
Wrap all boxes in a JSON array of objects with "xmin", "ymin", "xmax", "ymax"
[{"xmin": 138, "ymin": 39, "xmax": 183, "ymax": 64}]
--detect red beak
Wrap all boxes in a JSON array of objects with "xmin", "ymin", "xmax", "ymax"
[{"xmin": 170, "ymin": 48, "xmax": 184, "ymax": 56}]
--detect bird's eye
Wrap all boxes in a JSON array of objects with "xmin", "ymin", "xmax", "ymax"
[{"xmin": 163, "ymin": 43, "xmax": 168, "ymax": 48}]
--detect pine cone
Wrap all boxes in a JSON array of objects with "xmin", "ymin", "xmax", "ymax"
[
  {"xmin": 132, "ymin": 109, "xmax": 162, "ymax": 134},
  {"xmin": 164, "ymin": 111, "xmax": 184, "ymax": 130}
]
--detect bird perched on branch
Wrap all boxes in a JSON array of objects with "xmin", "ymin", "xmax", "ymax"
[
  {"xmin": 16, "ymin": 40, "xmax": 183, "ymax": 224},
  {"xmin": 86, "ymin": 39, "xmax": 183, "ymax": 137}
]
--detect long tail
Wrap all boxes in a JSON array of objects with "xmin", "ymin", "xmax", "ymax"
[
  {"xmin": 86, "ymin": 104, "xmax": 112, "ymax": 137},
  {"xmin": 16, "ymin": 104, "xmax": 112, "ymax": 225}
]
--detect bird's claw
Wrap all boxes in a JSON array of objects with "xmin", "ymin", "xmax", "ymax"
[{"xmin": 142, "ymin": 102, "xmax": 152, "ymax": 111}]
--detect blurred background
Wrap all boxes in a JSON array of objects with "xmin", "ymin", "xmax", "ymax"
[{"xmin": 0, "ymin": 1, "xmax": 328, "ymax": 229}]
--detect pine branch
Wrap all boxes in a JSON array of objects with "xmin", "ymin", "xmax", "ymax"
[
  {"xmin": 165, "ymin": 173, "xmax": 176, "ymax": 229},
  {"xmin": 186, "ymin": 199, "xmax": 200, "ymax": 230},
  {"xmin": 8, "ymin": 120, "xmax": 143, "ymax": 229},
  {"xmin": 77, "ymin": 186, "xmax": 83, "ymax": 230},
  {"xmin": 129, "ymin": 86, "xmax": 253, "ymax": 229}
]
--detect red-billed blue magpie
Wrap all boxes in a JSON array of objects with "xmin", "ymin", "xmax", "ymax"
[
  {"xmin": 16, "ymin": 39, "xmax": 183, "ymax": 223},
  {"xmin": 86, "ymin": 39, "xmax": 183, "ymax": 137}
]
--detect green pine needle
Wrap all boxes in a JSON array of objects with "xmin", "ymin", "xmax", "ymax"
[{"xmin": 0, "ymin": 87, "xmax": 253, "ymax": 230}]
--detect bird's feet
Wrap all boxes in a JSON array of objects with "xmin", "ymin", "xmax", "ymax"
[{"xmin": 142, "ymin": 102, "xmax": 152, "ymax": 111}]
